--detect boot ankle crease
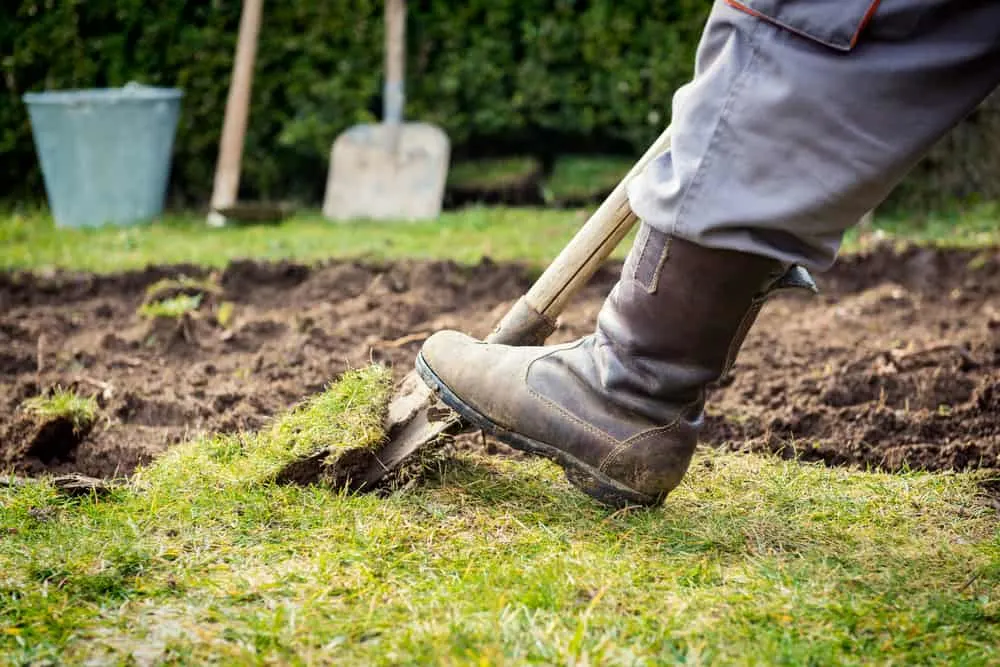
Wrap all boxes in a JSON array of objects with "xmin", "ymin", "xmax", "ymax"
[{"xmin": 593, "ymin": 335, "xmax": 709, "ymax": 420}]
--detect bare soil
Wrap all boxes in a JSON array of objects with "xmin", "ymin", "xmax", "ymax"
[{"xmin": 2, "ymin": 243, "xmax": 998, "ymax": 480}]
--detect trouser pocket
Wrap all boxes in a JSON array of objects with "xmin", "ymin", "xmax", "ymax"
[{"xmin": 726, "ymin": 0, "xmax": 881, "ymax": 50}]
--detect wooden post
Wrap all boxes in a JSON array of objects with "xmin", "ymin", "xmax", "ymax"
[{"xmin": 208, "ymin": 0, "xmax": 264, "ymax": 226}]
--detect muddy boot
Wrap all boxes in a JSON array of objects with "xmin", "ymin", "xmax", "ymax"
[{"xmin": 416, "ymin": 224, "xmax": 816, "ymax": 508}]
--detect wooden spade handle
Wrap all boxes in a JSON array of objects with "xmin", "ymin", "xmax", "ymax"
[
  {"xmin": 384, "ymin": 0, "xmax": 406, "ymax": 125},
  {"xmin": 488, "ymin": 126, "xmax": 672, "ymax": 345},
  {"xmin": 209, "ymin": 0, "xmax": 264, "ymax": 220}
]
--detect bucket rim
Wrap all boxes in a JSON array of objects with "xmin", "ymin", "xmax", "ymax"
[{"xmin": 23, "ymin": 84, "xmax": 183, "ymax": 105}]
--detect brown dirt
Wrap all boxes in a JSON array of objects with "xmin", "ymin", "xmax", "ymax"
[{"xmin": 1, "ymin": 242, "xmax": 998, "ymax": 480}]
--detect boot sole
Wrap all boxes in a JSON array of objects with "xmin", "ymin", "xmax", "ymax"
[{"xmin": 416, "ymin": 352, "xmax": 660, "ymax": 510}]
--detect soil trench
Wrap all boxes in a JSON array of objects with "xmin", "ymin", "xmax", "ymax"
[{"xmin": 2, "ymin": 243, "xmax": 999, "ymax": 479}]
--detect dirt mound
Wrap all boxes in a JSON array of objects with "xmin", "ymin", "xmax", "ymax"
[
  {"xmin": 703, "ymin": 245, "xmax": 1000, "ymax": 472},
  {"xmin": 0, "ymin": 259, "xmax": 531, "ymax": 478},
  {"xmin": 1, "ymin": 242, "xmax": 998, "ymax": 479}
]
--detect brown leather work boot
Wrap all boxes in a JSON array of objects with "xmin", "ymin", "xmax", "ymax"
[{"xmin": 416, "ymin": 224, "xmax": 816, "ymax": 508}]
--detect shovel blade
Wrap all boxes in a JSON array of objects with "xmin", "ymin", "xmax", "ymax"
[
  {"xmin": 313, "ymin": 367, "xmax": 459, "ymax": 493},
  {"xmin": 353, "ymin": 369, "xmax": 460, "ymax": 490},
  {"xmin": 274, "ymin": 367, "xmax": 459, "ymax": 492},
  {"xmin": 322, "ymin": 122, "xmax": 450, "ymax": 222}
]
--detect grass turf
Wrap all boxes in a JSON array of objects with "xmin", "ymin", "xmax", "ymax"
[
  {"xmin": 19, "ymin": 388, "xmax": 99, "ymax": 434},
  {"xmin": 0, "ymin": 207, "xmax": 594, "ymax": 274},
  {"xmin": 2, "ymin": 366, "xmax": 998, "ymax": 665},
  {"xmin": 2, "ymin": 201, "xmax": 998, "ymax": 275},
  {"xmin": 1, "ymin": 203, "xmax": 999, "ymax": 663}
]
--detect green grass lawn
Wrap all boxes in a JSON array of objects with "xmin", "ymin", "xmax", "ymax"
[
  {"xmin": 3, "ymin": 368, "xmax": 998, "ymax": 665},
  {"xmin": 0, "ymin": 206, "xmax": 596, "ymax": 274},
  {"xmin": 2, "ymin": 201, "xmax": 998, "ymax": 274},
  {"xmin": 2, "ymin": 203, "xmax": 999, "ymax": 664}
]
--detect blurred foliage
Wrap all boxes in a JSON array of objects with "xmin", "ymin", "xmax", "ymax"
[
  {"xmin": 544, "ymin": 155, "xmax": 632, "ymax": 204},
  {"xmin": 1, "ymin": 0, "xmax": 710, "ymax": 205},
  {"xmin": 883, "ymin": 89, "xmax": 1000, "ymax": 212},
  {"xmin": 3, "ymin": 1, "xmax": 997, "ymax": 212}
]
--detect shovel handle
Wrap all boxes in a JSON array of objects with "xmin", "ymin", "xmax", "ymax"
[
  {"xmin": 487, "ymin": 126, "xmax": 673, "ymax": 346},
  {"xmin": 384, "ymin": 0, "xmax": 406, "ymax": 126},
  {"xmin": 208, "ymin": 0, "xmax": 264, "ymax": 221}
]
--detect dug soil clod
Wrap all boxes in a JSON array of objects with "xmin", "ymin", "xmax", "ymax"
[{"xmin": 2, "ymin": 415, "xmax": 91, "ymax": 474}]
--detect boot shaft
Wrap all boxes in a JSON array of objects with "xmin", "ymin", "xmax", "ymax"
[{"xmin": 595, "ymin": 225, "xmax": 815, "ymax": 420}]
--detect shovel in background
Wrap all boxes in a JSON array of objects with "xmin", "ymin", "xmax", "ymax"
[{"xmin": 322, "ymin": 0, "xmax": 450, "ymax": 222}]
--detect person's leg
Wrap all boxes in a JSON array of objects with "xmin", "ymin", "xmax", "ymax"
[
  {"xmin": 417, "ymin": 0, "xmax": 1000, "ymax": 508},
  {"xmin": 629, "ymin": 0, "xmax": 1000, "ymax": 272}
]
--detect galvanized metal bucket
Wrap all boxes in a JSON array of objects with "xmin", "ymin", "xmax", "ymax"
[{"xmin": 23, "ymin": 83, "xmax": 183, "ymax": 228}]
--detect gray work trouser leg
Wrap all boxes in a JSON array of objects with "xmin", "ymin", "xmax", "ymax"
[{"xmin": 626, "ymin": 0, "xmax": 1000, "ymax": 272}]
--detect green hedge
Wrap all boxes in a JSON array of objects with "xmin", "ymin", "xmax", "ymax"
[
  {"xmin": 2, "ymin": 0, "xmax": 712, "ymax": 205},
  {"xmin": 7, "ymin": 1, "xmax": 995, "ymax": 212}
]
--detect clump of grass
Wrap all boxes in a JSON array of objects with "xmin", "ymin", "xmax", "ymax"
[
  {"xmin": 139, "ymin": 274, "xmax": 222, "ymax": 320},
  {"xmin": 447, "ymin": 157, "xmax": 542, "ymax": 190},
  {"xmin": 138, "ymin": 293, "xmax": 203, "ymax": 319},
  {"xmin": 20, "ymin": 387, "xmax": 98, "ymax": 433},
  {"xmin": 143, "ymin": 275, "xmax": 221, "ymax": 303},
  {"xmin": 133, "ymin": 364, "xmax": 392, "ymax": 493},
  {"xmin": 543, "ymin": 155, "xmax": 633, "ymax": 203}
]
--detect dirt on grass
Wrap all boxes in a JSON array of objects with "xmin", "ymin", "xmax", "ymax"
[{"xmin": 2, "ymin": 243, "xmax": 999, "ymax": 480}]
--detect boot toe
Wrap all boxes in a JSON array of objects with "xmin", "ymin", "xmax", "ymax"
[
  {"xmin": 418, "ymin": 330, "xmax": 495, "ymax": 396},
  {"xmin": 419, "ymin": 330, "xmax": 478, "ymax": 371},
  {"xmin": 418, "ymin": 330, "xmax": 500, "ymax": 409},
  {"xmin": 418, "ymin": 330, "xmax": 540, "ymax": 430}
]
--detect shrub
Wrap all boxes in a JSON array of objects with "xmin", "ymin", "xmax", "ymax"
[
  {"xmin": 2, "ymin": 0, "xmax": 710, "ymax": 205},
  {"xmin": 5, "ymin": 1, "xmax": 996, "ymax": 211}
]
